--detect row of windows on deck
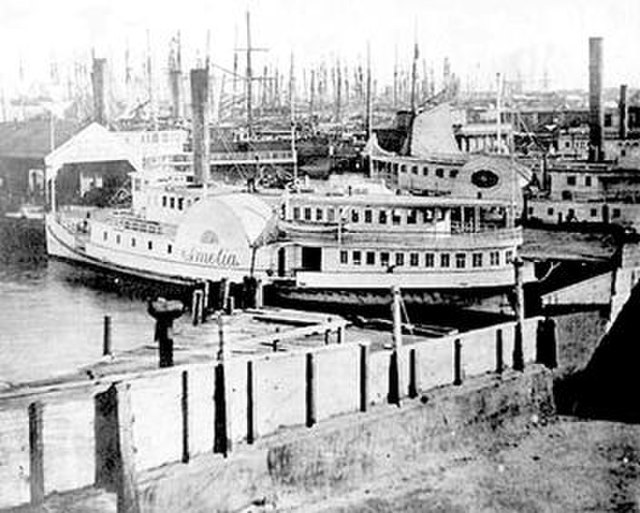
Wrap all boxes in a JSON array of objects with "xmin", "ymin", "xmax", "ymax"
[
  {"xmin": 338, "ymin": 249, "xmax": 513, "ymax": 269},
  {"xmin": 103, "ymin": 231, "xmax": 173, "ymax": 254},
  {"xmin": 289, "ymin": 205, "xmax": 446, "ymax": 224},
  {"xmin": 373, "ymin": 160, "xmax": 460, "ymax": 178},
  {"xmin": 534, "ymin": 205, "xmax": 622, "ymax": 219}
]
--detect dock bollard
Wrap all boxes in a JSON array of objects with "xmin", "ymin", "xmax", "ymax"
[
  {"xmin": 453, "ymin": 338, "xmax": 463, "ymax": 386},
  {"xmin": 495, "ymin": 328, "xmax": 504, "ymax": 375},
  {"xmin": 103, "ymin": 315, "xmax": 112, "ymax": 357},
  {"xmin": 148, "ymin": 298, "xmax": 184, "ymax": 368}
]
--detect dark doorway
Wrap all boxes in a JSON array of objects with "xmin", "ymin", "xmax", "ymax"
[
  {"xmin": 602, "ymin": 204, "xmax": 610, "ymax": 224},
  {"xmin": 301, "ymin": 247, "xmax": 322, "ymax": 271}
]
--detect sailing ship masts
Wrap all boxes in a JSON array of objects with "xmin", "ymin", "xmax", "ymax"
[
  {"xmin": 496, "ymin": 72, "xmax": 502, "ymax": 153},
  {"xmin": 245, "ymin": 10, "xmax": 253, "ymax": 138},
  {"xmin": 365, "ymin": 43, "xmax": 373, "ymax": 138}
]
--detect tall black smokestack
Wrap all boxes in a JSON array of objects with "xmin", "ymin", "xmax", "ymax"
[
  {"xmin": 91, "ymin": 58, "xmax": 107, "ymax": 125},
  {"xmin": 619, "ymin": 84, "xmax": 628, "ymax": 140},
  {"xmin": 588, "ymin": 37, "xmax": 604, "ymax": 162},
  {"xmin": 190, "ymin": 68, "xmax": 209, "ymax": 186}
]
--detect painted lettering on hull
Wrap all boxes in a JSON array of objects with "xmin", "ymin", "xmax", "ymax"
[{"xmin": 181, "ymin": 246, "xmax": 241, "ymax": 267}]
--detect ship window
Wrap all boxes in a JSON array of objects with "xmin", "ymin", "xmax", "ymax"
[
  {"xmin": 170, "ymin": 197, "xmax": 175, "ymax": 209},
  {"xmin": 340, "ymin": 250, "xmax": 348, "ymax": 264},
  {"xmin": 472, "ymin": 253, "xmax": 483, "ymax": 268},
  {"xmin": 178, "ymin": 198, "xmax": 184, "ymax": 210},
  {"xmin": 423, "ymin": 208, "xmax": 434, "ymax": 223},
  {"xmin": 167, "ymin": 244, "xmax": 173, "ymax": 254},
  {"xmin": 351, "ymin": 209, "xmax": 360, "ymax": 223},
  {"xmin": 116, "ymin": 234, "xmax": 121, "ymax": 244},
  {"xmin": 395, "ymin": 253, "xmax": 405, "ymax": 266},
  {"xmin": 547, "ymin": 208, "xmax": 554, "ymax": 216},
  {"xmin": 490, "ymin": 251, "xmax": 500, "ymax": 266},
  {"xmin": 380, "ymin": 252, "xmax": 390, "ymax": 267},
  {"xmin": 103, "ymin": 231, "xmax": 108, "ymax": 241},
  {"xmin": 148, "ymin": 241, "xmax": 153, "ymax": 250},
  {"xmin": 590, "ymin": 208, "xmax": 598, "ymax": 217},
  {"xmin": 411, "ymin": 165, "xmax": 418, "ymax": 175},
  {"xmin": 585, "ymin": 176, "xmax": 592, "ymax": 187},
  {"xmin": 422, "ymin": 167, "xmax": 428, "ymax": 176},
  {"xmin": 407, "ymin": 210, "xmax": 417, "ymax": 224},
  {"xmin": 613, "ymin": 208, "xmax": 621, "ymax": 218},
  {"xmin": 364, "ymin": 209, "xmax": 373, "ymax": 223},
  {"xmin": 436, "ymin": 168, "xmax": 444, "ymax": 178},
  {"xmin": 316, "ymin": 208, "xmax": 323, "ymax": 221},
  {"xmin": 440, "ymin": 253, "xmax": 450, "ymax": 268},
  {"xmin": 379, "ymin": 210, "xmax": 388, "ymax": 224},
  {"xmin": 455, "ymin": 253, "xmax": 466, "ymax": 268},
  {"xmin": 392, "ymin": 210, "xmax": 402, "ymax": 225},
  {"xmin": 293, "ymin": 207, "xmax": 301, "ymax": 220},
  {"xmin": 366, "ymin": 251, "xmax": 375, "ymax": 265},
  {"xmin": 410, "ymin": 252, "xmax": 419, "ymax": 266},
  {"xmin": 131, "ymin": 238, "xmax": 136, "ymax": 248},
  {"xmin": 162, "ymin": 196, "xmax": 167, "ymax": 207},
  {"xmin": 449, "ymin": 169, "xmax": 459, "ymax": 178},
  {"xmin": 393, "ymin": 163, "xmax": 399, "ymax": 174},
  {"xmin": 425, "ymin": 253, "xmax": 435, "ymax": 267},
  {"xmin": 505, "ymin": 250, "xmax": 513, "ymax": 263},
  {"xmin": 304, "ymin": 207, "xmax": 312, "ymax": 220},
  {"xmin": 400, "ymin": 165, "xmax": 406, "ymax": 174},
  {"xmin": 352, "ymin": 251, "xmax": 362, "ymax": 265},
  {"xmin": 327, "ymin": 208, "xmax": 336, "ymax": 222},
  {"xmin": 567, "ymin": 175, "xmax": 576, "ymax": 186}
]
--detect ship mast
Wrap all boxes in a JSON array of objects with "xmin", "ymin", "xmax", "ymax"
[
  {"xmin": 289, "ymin": 52, "xmax": 298, "ymax": 182},
  {"xmin": 245, "ymin": 11, "xmax": 253, "ymax": 138},
  {"xmin": 365, "ymin": 42, "xmax": 373, "ymax": 139}
]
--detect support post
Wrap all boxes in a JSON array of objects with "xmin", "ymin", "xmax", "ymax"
[
  {"xmin": 247, "ymin": 360, "xmax": 256, "ymax": 443},
  {"xmin": 537, "ymin": 317, "xmax": 558, "ymax": 369},
  {"xmin": 192, "ymin": 289, "xmax": 203, "ymax": 326},
  {"xmin": 103, "ymin": 315, "xmax": 112, "ymax": 357},
  {"xmin": 408, "ymin": 347, "xmax": 418, "ymax": 398},
  {"xmin": 226, "ymin": 296, "xmax": 235, "ymax": 316},
  {"xmin": 453, "ymin": 338, "xmax": 462, "ymax": 386},
  {"xmin": 203, "ymin": 281, "xmax": 210, "ymax": 314},
  {"xmin": 255, "ymin": 279, "xmax": 264, "ymax": 309},
  {"xmin": 214, "ymin": 313, "xmax": 232, "ymax": 455},
  {"xmin": 390, "ymin": 285, "xmax": 403, "ymax": 405},
  {"xmin": 114, "ymin": 383, "xmax": 141, "ymax": 513},
  {"xmin": 305, "ymin": 352, "xmax": 316, "ymax": 427},
  {"xmin": 359, "ymin": 342, "xmax": 370, "ymax": 412},
  {"xmin": 28, "ymin": 401, "xmax": 44, "ymax": 505},
  {"xmin": 181, "ymin": 370, "xmax": 190, "ymax": 463},
  {"xmin": 337, "ymin": 325, "xmax": 344, "ymax": 344},
  {"xmin": 512, "ymin": 256, "xmax": 525, "ymax": 371},
  {"xmin": 495, "ymin": 328, "xmax": 504, "ymax": 374},
  {"xmin": 219, "ymin": 278, "xmax": 230, "ymax": 311}
]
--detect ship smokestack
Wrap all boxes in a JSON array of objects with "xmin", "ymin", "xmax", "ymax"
[
  {"xmin": 91, "ymin": 57, "xmax": 107, "ymax": 125},
  {"xmin": 190, "ymin": 68, "xmax": 210, "ymax": 186},
  {"xmin": 588, "ymin": 37, "xmax": 604, "ymax": 162},
  {"xmin": 619, "ymin": 84, "xmax": 628, "ymax": 140}
]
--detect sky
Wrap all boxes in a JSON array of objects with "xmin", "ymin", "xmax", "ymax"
[{"xmin": 0, "ymin": 0, "xmax": 639, "ymax": 95}]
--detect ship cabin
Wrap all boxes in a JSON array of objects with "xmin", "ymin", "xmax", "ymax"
[{"xmin": 275, "ymin": 191, "xmax": 522, "ymax": 290}]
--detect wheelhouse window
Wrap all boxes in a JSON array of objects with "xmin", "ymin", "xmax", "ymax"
[
  {"xmin": 425, "ymin": 253, "xmax": 435, "ymax": 267},
  {"xmin": 131, "ymin": 238, "xmax": 136, "ymax": 248},
  {"xmin": 410, "ymin": 252, "xmax": 419, "ymax": 266},
  {"xmin": 316, "ymin": 208, "xmax": 323, "ymax": 221},
  {"xmin": 400, "ymin": 165, "xmax": 406, "ymax": 174},
  {"xmin": 422, "ymin": 167, "xmax": 428, "ymax": 176},
  {"xmin": 472, "ymin": 253, "xmax": 483, "ymax": 268},
  {"xmin": 178, "ymin": 198, "xmax": 184, "ymax": 210},
  {"xmin": 116, "ymin": 234, "xmax": 121, "ymax": 244},
  {"xmin": 441, "ymin": 253, "xmax": 450, "ymax": 267},
  {"xmin": 411, "ymin": 165, "xmax": 418, "ymax": 175},
  {"xmin": 169, "ymin": 197, "xmax": 175, "ymax": 209},
  {"xmin": 379, "ymin": 210, "xmax": 388, "ymax": 224},
  {"xmin": 351, "ymin": 209, "xmax": 360, "ymax": 223},
  {"xmin": 449, "ymin": 169, "xmax": 459, "ymax": 178},
  {"xmin": 380, "ymin": 252, "xmax": 390, "ymax": 267},
  {"xmin": 327, "ymin": 208, "xmax": 336, "ymax": 222},
  {"xmin": 490, "ymin": 251, "xmax": 499, "ymax": 266},
  {"xmin": 167, "ymin": 244, "xmax": 173, "ymax": 254},
  {"xmin": 340, "ymin": 250, "xmax": 348, "ymax": 264},
  {"xmin": 455, "ymin": 253, "xmax": 466, "ymax": 268},
  {"xmin": 422, "ymin": 208, "xmax": 434, "ymax": 223},
  {"xmin": 392, "ymin": 210, "xmax": 402, "ymax": 225},
  {"xmin": 293, "ymin": 207, "xmax": 301, "ymax": 220},
  {"xmin": 352, "ymin": 250, "xmax": 362, "ymax": 265},
  {"xmin": 366, "ymin": 251, "xmax": 375, "ymax": 265},
  {"xmin": 304, "ymin": 207, "xmax": 312, "ymax": 221},
  {"xmin": 162, "ymin": 196, "xmax": 167, "ymax": 207},
  {"xmin": 407, "ymin": 210, "xmax": 417, "ymax": 224},
  {"xmin": 103, "ymin": 231, "xmax": 108, "ymax": 241},
  {"xmin": 395, "ymin": 253, "xmax": 405, "ymax": 266},
  {"xmin": 505, "ymin": 250, "xmax": 513, "ymax": 263},
  {"xmin": 148, "ymin": 241, "xmax": 153, "ymax": 250},
  {"xmin": 567, "ymin": 175, "xmax": 576, "ymax": 186},
  {"xmin": 436, "ymin": 168, "xmax": 444, "ymax": 178},
  {"xmin": 364, "ymin": 209, "xmax": 373, "ymax": 223}
]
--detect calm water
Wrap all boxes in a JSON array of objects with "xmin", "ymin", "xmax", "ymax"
[{"xmin": 0, "ymin": 259, "xmax": 157, "ymax": 384}]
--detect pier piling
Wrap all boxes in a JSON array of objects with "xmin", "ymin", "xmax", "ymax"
[
  {"xmin": 390, "ymin": 286, "xmax": 403, "ymax": 405},
  {"xmin": 454, "ymin": 339, "xmax": 463, "ymax": 386},
  {"xmin": 359, "ymin": 342, "xmax": 370, "ymax": 411},
  {"xmin": 496, "ymin": 328, "xmax": 504, "ymax": 374},
  {"xmin": 512, "ymin": 256, "xmax": 525, "ymax": 371},
  {"xmin": 28, "ymin": 401, "xmax": 44, "ymax": 505},
  {"xmin": 305, "ymin": 352, "xmax": 317, "ymax": 427},
  {"xmin": 148, "ymin": 298, "xmax": 183, "ymax": 368}
]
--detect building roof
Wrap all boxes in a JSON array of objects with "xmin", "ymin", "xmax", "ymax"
[{"xmin": 0, "ymin": 118, "xmax": 83, "ymax": 159}]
